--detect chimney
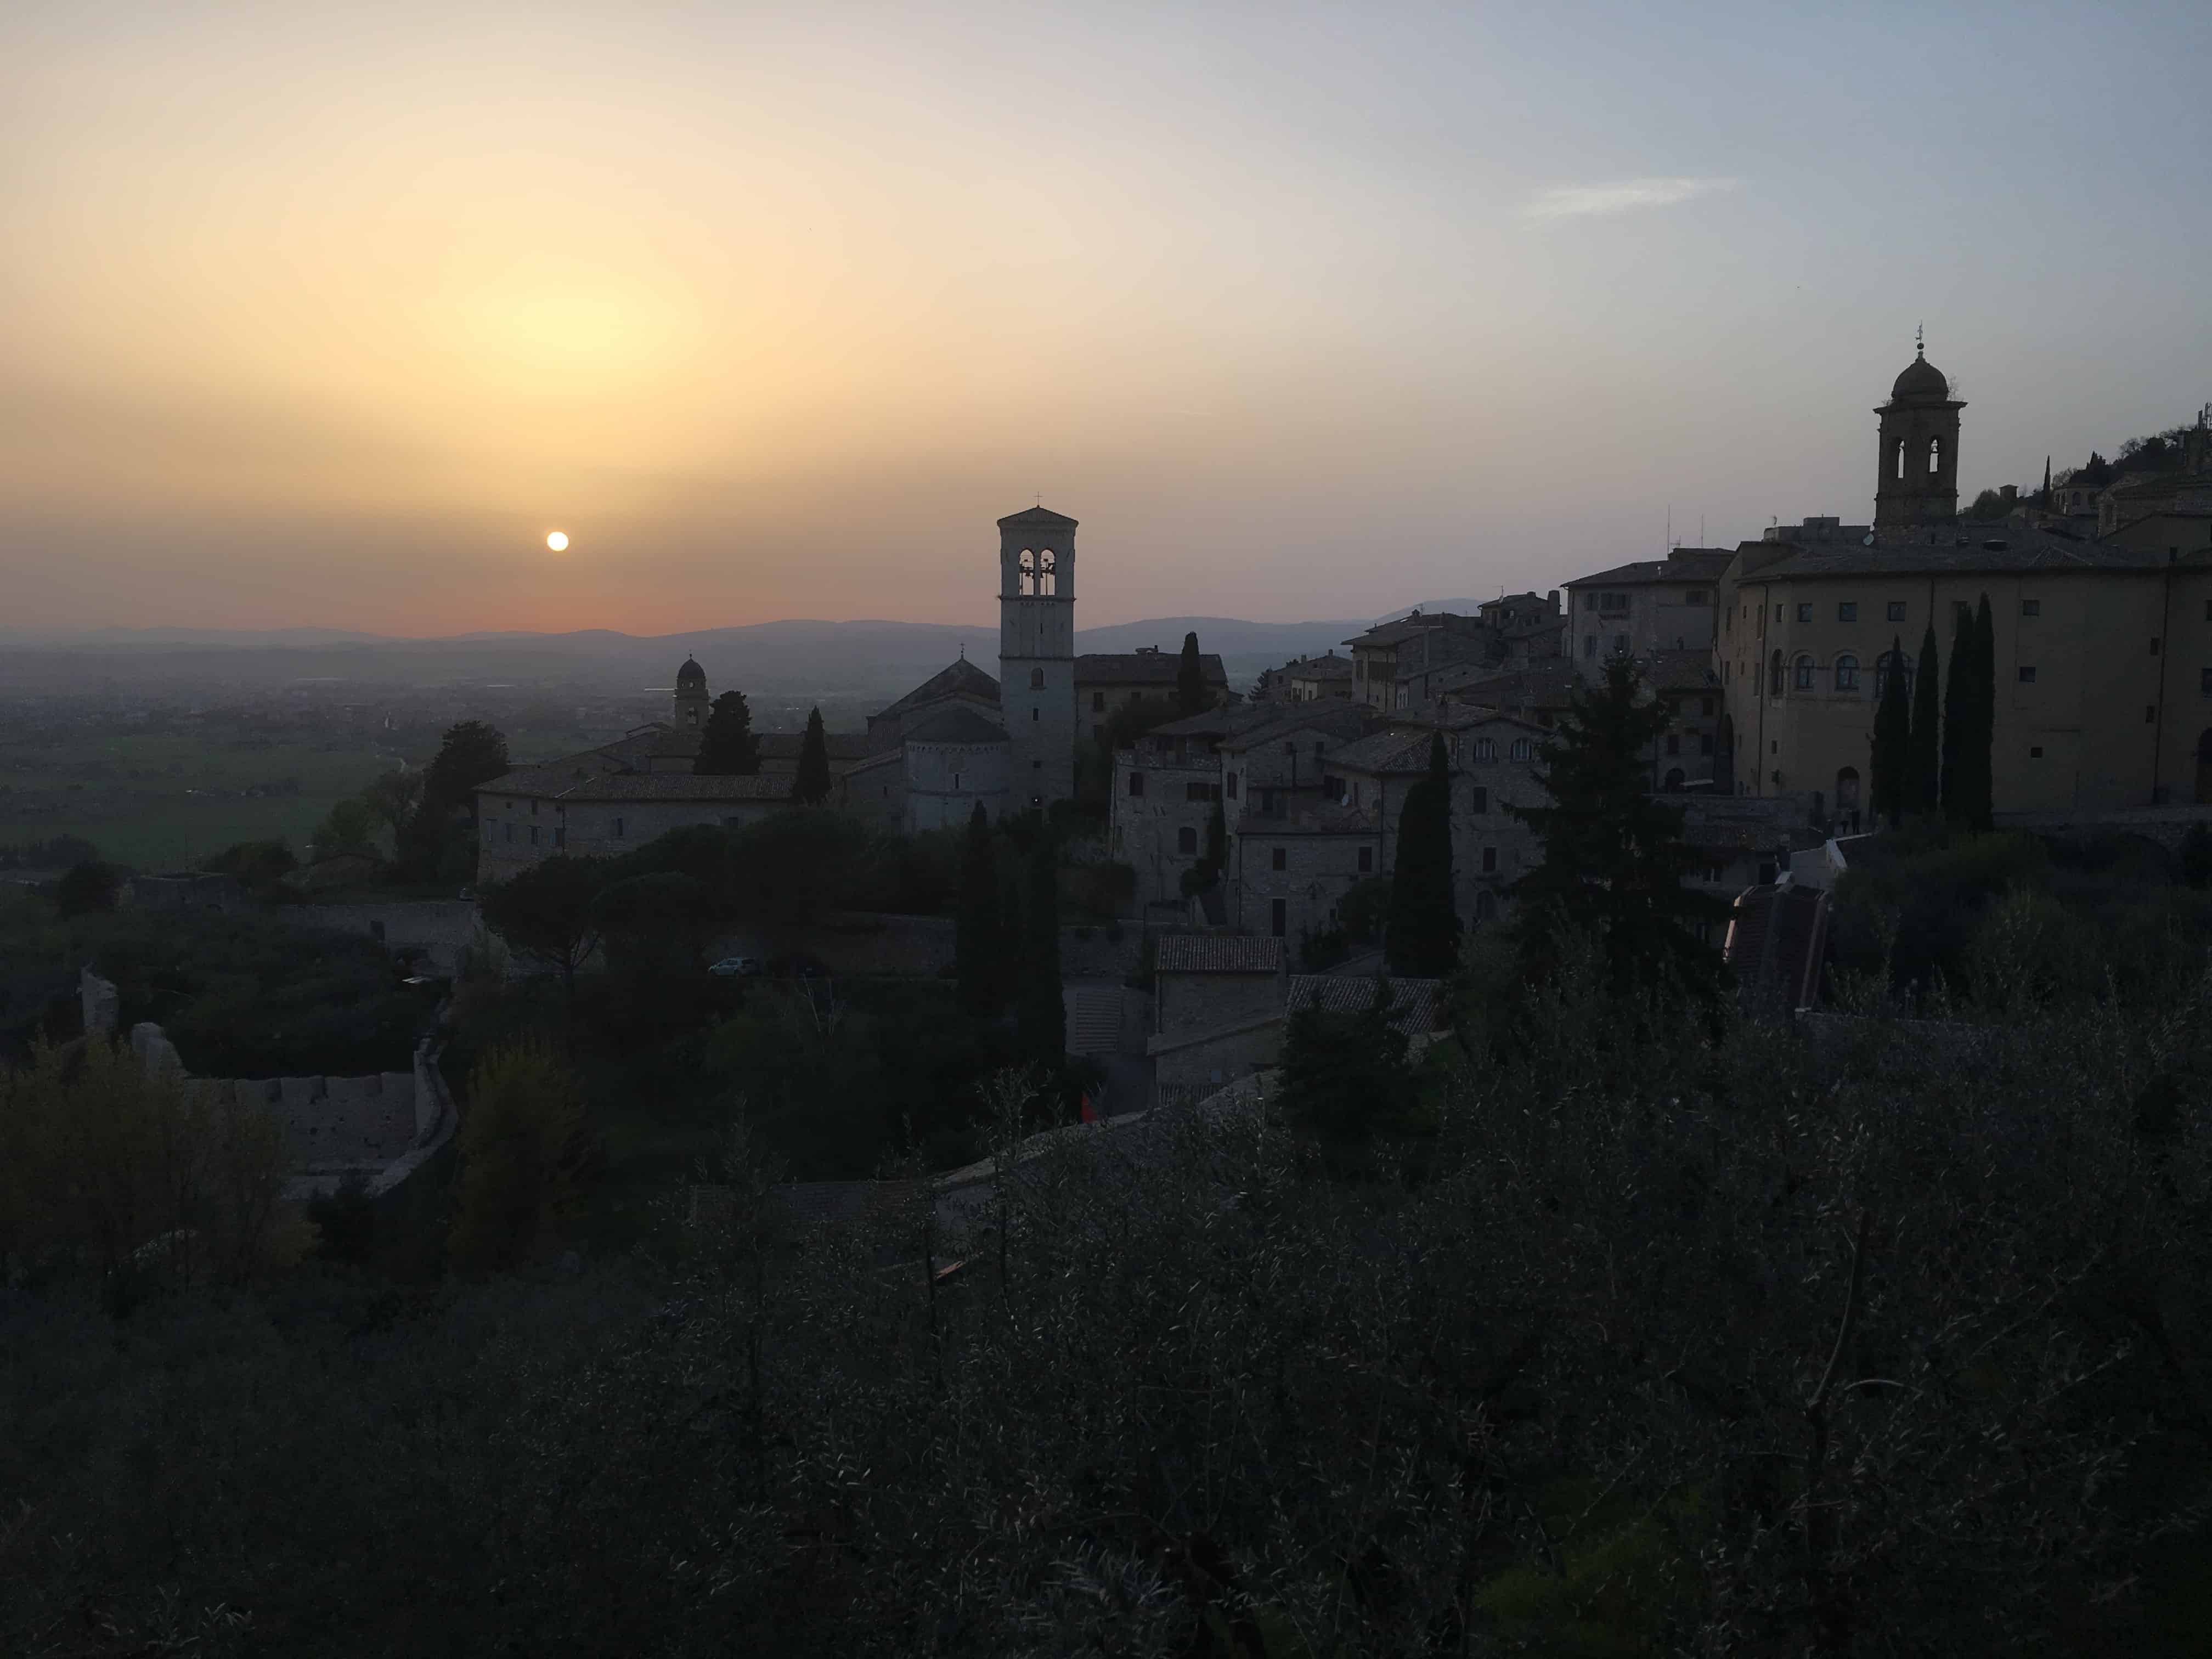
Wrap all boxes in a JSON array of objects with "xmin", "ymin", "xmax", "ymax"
[{"xmin": 1547, "ymin": 589, "xmax": 1560, "ymax": 612}]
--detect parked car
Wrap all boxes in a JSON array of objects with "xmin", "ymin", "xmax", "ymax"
[{"xmin": 708, "ymin": 956, "xmax": 763, "ymax": 978}]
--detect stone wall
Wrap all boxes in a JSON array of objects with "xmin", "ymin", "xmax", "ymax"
[
  {"xmin": 288, "ymin": 900, "xmax": 481, "ymax": 973},
  {"xmin": 83, "ymin": 968, "xmax": 450, "ymax": 1197}
]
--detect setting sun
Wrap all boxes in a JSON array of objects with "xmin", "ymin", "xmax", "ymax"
[{"xmin": 545, "ymin": 531, "xmax": 569, "ymax": 552}]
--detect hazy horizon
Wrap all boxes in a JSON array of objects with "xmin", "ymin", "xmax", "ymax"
[{"xmin": 5, "ymin": 2, "xmax": 2207, "ymax": 635}]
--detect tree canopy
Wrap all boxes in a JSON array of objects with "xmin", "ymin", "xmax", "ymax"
[
  {"xmin": 1505, "ymin": 658, "xmax": 1729, "ymax": 1005},
  {"xmin": 1385, "ymin": 732, "xmax": 1459, "ymax": 977},
  {"xmin": 1909, "ymin": 622, "xmax": 1941, "ymax": 817},
  {"xmin": 695, "ymin": 691, "xmax": 762, "ymax": 776},
  {"xmin": 1870, "ymin": 635, "xmax": 1910, "ymax": 828}
]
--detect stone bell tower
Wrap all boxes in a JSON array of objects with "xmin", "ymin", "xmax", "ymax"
[
  {"xmin": 1875, "ymin": 335, "xmax": 1965, "ymax": 528},
  {"xmin": 672, "ymin": 656, "xmax": 710, "ymax": 730},
  {"xmin": 997, "ymin": 505, "xmax": 1077, "ymax": 810}
]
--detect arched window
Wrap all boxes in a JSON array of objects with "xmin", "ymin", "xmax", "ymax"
[
  {"xmin": 1509, "ymin": 737, "xmax": 1532, "ymax": 761},
  {"xmin": 1769, "ymin": 649, "xmax": 1785, "ymax": 696},
  {"xmin": 1017, "ymin": 549, "xmax": 1036, "ymax": 595},
  {"xmin": 1927, "ymin": 436, "xmax": 1942, "ymax": 476},
  {"xmin": 1895, "ymin": 439, "xmax": 1906, "ymax": 481},
  {"xmin": 1834, "ymin": 653, "xmax": 1860, "ymax": 693},
  {"xmin": 1663, "ymin": 768, "xmax": 1685, "ymax": 791},
  {"xmin": 1472, "ymin": 737, "xmax": 1496, "ymax": 762},
  {"xmin": 1793, "ymin": 654, "xmax": 1815, "ymax": 691},
  {"xmin": 1036, "ymin": 550, "xmax": 1057, "ymax": 596},
  {"xmin": 1028, "ymin": 667, "xmax": 1045, "ymax": 690}
]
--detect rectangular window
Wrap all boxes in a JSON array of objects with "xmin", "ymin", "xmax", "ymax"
[
  {"xmin": 1357, "ymin": 847, "xmax": 1373, "ymax": 873},
  {"xmin": 2021, "ymin": 599, "xmax": 2040, "ymax": 617},
  {"xmin": 1837, "ymin": 602, "xmax": 1858, "ymax": 622},
  {"xmin": 504, "ymin": 823, "xmax": 514, "ymax": 843},
  {"xmin": 1583, "ymin": 635, "xmax": 1596, "ymax": 658},
  {"xmin": 1226, "ymin": 774, "xmax": 1238, "ymax": 798},
  {"xmin": 2030, "ymin": 746, "xmax": 2044, "ymax": 759},
  {"xmin": 2202, "ymin": 668, "xmax": 2212, "ymax": 696},
  {"xmin": 1482, "ymin": 847, "xmax": 1497, "ymax": 873},
  {"xmin": 1270, "ymin": 898, "xmax": 1286, "ymax": 938},
  {"xmin": 1186, "ymin": 782, "xmax": 1211, "ymax": 803},
  {"xmin": 2018, "ymin": 666, "xmax": 2039, "ymax": 683},
  {"xmin": 1685, "ymin": 589, "xmax": 1707, "ymax": 604},
  {"xmin": 1092, "ymin": 692, "xmax": 1105, "ymax": 712},
  {"xmin": 1887, "ymin": 601, "xmax": 1907, "ymax": 622},
  {"xmin": 613, "ymin": 817, "xmax": 625, "ymax": 838},
  {"xmin": 2146, "ymin": 704, "xmax": 2158, "ymax": 724},
  {"xmin": 1666, "ymin": 733, "xmax": 1680, "ymax": 755},
  {"xmin": 1271, "ymin": 847, "xmax": 1286, "ymax": 872},
  {"xmin": 1470, "ymin": 786, "xmax": 1488, "ymax": 814},
  {"xmin": 1583, "ymin": 592, "xmax": 1596, "ymax": 611},
  {"xmin": 529, "ymin": 825, "xmax": 539, "ymax": 846},
  {"xmin": 1774, "ymin": 604, "xmax": 1784, "ymax": 622},
  {"xmin": 2151, "ymin": 636, "xmax": 2162, "ymax": 656},
  {"xmin": 1796, "ymin": 603, "xmax": 1812, "ymax": 623},
  {"xmin": 1701, "ymin": 696, "xmax": 1714, "ymax": 716},
  {"xmin": 1176, "ymin": 826, "xmax": 1198, "ymax": 854},
  {"xmin": 1127, "ymin": 772, "xmax": 1145, "ymax": 797}
]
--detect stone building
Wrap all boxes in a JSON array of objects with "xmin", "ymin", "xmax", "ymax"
[
  {"xmin": 1475, "ymin": 590, "xmax": 1567, "ymax": 664},
  {"xmin": 1111, "ymin": 705, "xmax": 1245, "ymax": 910},
  {"xmin": 1345, "ymin": 611, "xmax": 1489, "ymax": 710},
  {"xmin": 1075, "ymin": 647, "xmax": 1231, "ymax": 741},
  {"xmin": 1562, "ymin": 547, "xmax": 1731, "ymax": 673},
  {"xmin": 1282, "ymin": 650, "xmax": 1355, "ymax": 702},
  {"xmin": 1713, "ymin": 347, "xmax": 2212, "ymax": 812},
  {"xmin": 1218, "ymin": 703, "xmax": 1375, "ymax": 830},
  {"xmin": 476, "ymin": 671, "xmax": 797, "ymax": 882},
  {"xmin": 1148, "ymin": 933, "xmax": 1286, "ymax": 1103},
  {"xmin": 1228, "ymin": 802, "xmax": 1380, "ymax": 946}
]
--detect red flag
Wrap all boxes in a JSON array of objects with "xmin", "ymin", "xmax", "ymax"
[{"xmin": 1079, "ymin": 1093, "xmax": 1097, "ymax": 1124}]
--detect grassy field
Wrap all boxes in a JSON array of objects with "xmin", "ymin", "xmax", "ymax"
[{"xmin": 0, "ymin": 726, "xmax": 397, "ymax": 870}]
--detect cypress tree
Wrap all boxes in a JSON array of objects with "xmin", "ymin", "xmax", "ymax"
[
  {"xmin": 794, "ymin": 706, "xmax": 833, "ymax": 804},
  {"xmin": 695, "ymin": 691, "xmax": 762, "ymax": 776},
  {"xmin": 1385, "ymin": 732, "xmax": 1461, "ymax": 977},
  {"xmin": 1940, "ymin": 601, "xmax": 1975, "ymax": 822},
  {"xmin": 1506, "ymin": 658, "xmax": 1730, "ymax": 1006},
  {"xmin": 1016, "ymin": 833, "xmax": 1065, "ymax": 1066},
  {"xmin": 1969, "ymin": 592, "xmax": 1996, "ymax": 831},
  {"xmin": 1175, "ymin": 631, "xmax": 1208, "ymax": 718},
  {"xmin": 955, "ymin": 802, "xmax": 1001, "ymax": 1016},
  {"xmin": 1870, "ymin": 636, "xmax": 1910, "ymax": 828},
  {"xmin": 1908, "ymin": 622, "xmax": 1942, "ymax": 816}
]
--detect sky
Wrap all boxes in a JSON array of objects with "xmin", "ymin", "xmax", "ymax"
[{"xmin": 3, "ymin": 1, "xmax": 2208, "ymax": 635}]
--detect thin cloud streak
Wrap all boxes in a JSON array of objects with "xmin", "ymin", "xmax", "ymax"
[{"xmin": 1523, "ymin": 177, "xmax": 1738, "ymax": 221}]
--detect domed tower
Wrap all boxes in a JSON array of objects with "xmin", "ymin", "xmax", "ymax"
[
  {"xmin": 997, "ymin": 505, "xmax": 1078, "ymax": 810},
  {"xmin": 672, "ymin": 657, "xmax": 710, "ymax": 730},
  {"xmin": 1875, "ymin": 337, "xmax": 1965, "ymax": 528}
]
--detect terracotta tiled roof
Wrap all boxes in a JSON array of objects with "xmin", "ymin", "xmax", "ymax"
[
  {"xmin": 1154, "ymin": 934, "xmax": 1285, "ymax": 974},
  {"xmin": 1287, "ymin": 974, "xmax": 1444, "ymax": 1032},
  {"xmin": 1214, "ymin": 703, "xmax": 1372, "ymax": 754},
  {"xmin": 1328, "ymin": 730, "xmax": 1436, "ymax": 776},
  {"xmin": 874, "ymin": 658, "xmax": 1002, "ymax": 721},
  {"xmin": 906, "ymin": 707, "xmax": 1008, "ymax": 745},
  {"xmin": 1747, "ymin": 524, "xmax": 2157, "ymax": 579},
  {"xmin": 1566, "ymin": 549, "xmax": 1733, "ymax": 586}
]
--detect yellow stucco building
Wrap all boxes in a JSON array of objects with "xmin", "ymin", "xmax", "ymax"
[{"xmin": 1715, "ymin": 351, "xmax": 2212, "ymax": 817}]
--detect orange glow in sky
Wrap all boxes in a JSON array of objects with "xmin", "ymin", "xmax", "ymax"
[{"xmin": 3, "ymin": 5, "xmax": 2205, "ymax": 635}]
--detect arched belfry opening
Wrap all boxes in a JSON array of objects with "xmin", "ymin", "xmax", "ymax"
[
  {"xmin": 997, "ymin": 504, "xmax": 1080, "ymax": 809},
  {"xmin": 1874, "ymin": 338, "xmax": 1964, "ymax": 528}
]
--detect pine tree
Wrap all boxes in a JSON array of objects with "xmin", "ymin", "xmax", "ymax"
[
  {"xmin": 955, "ymin": 802, "xmax": 1002, "ymax": 1017},
  {"xmin": 1870, "ymin": 635, "xmax": 1911, "ymax": 828},
  {"xmin": 1385, "ymin": 732, "xmax": 1461, "ymax": 977},
  {"xmin": 1506, "ymin": 658, "xmax": 1730, "ymax": 1004},
  {"xmin": 402, "ymin": 719, "xmax": 510, "ymax": 879},
  {"xmin": 1940, "ymin": 601, "xmax": 1975, "ymax": 822},
  {"xmin": 1175, "ymin": 631, "xmax": 1208, "ymax": 718},
  {"xmin": 1016, "ymin": 833, "xmax": 1065, "ymax": 1067},
  {"xmin": 1909, "ymin": 622, "xmax": 1942, "ymax": 816},
  {"xmin": 1968, "ymin": 592, "xmax": 1996, "ymax": 832},
  {"xmin": 794, "ymin": 706, "xmax": 833, "ymax": 804},
  {"xmin": 694, "ymin": 691, "xmax": 762, "ymax": 776}
]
